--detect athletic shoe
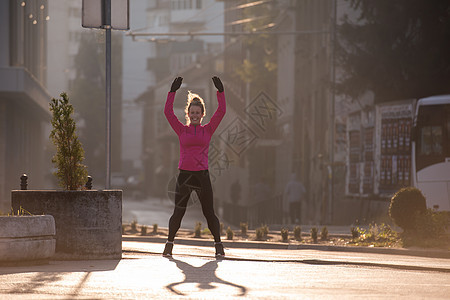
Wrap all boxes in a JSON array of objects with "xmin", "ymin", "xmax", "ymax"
[
  {"xmin": 215, "ymin": 242, "xmax": 225, "ymax": 257},
  {"xmin": 163, "ymin": 241, "xmax": 174, "ymax": 257}
]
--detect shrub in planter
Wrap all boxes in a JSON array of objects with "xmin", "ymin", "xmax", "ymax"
[
  {"xmin": 389, "ymin": 187, "xmax": 427, "ymax": 232},
  {"xmin": 12, "ymin": 92, "xmax": 122, "ymax": 260},
  {"xmin": 49, "ymin": 92, "xmax": 88, "ymax": 190}
]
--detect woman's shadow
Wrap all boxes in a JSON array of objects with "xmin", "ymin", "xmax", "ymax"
[{"xmin": 165, "ymin": 258, "xmax": 247, "ymax": 296}]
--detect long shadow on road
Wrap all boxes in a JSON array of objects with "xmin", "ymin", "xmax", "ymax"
[{"xmin": 165, "ymin": 257, "xmax": 247, "ymax": 296}]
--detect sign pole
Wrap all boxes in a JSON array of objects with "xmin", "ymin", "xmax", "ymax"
[
  {"xmin": 82, "ymin": 0, "xmax": 128, "ymax": 189},
  {"xmin": 105, "ymin": 0, "xmax": 111, "ymax": 189}
]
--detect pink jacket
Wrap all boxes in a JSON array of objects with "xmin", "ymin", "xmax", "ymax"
[{"xmin": 164, "ymin": 91, "xmax": 226, "ymax": 171}]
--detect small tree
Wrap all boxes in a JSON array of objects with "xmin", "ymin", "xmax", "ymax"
[
  {"xmin": 194, "ymin": 222, "xmax": 202, "ymax": 238},
  {"xmin": 255, "ymin": 227, "xmax": 264, "ymax": 240},
  {"xmin": 226, "ymin": 227, "xmax": 234, "ymax": 240},
  {"xmin": 261, "ymin": 224, "xmax": 269, "ymax": 238},
  {"xmin": 294, "ymin": 226, "xmax": 302, "ymax": 241},
  {"xmin": 49, "ymin": 92, "xmax": 88, "ymax": 190},
  {"xmin": 321, "ymin": 226, "xmax": 329, "ymax": 241},
  {"xmin": 240, "ymin": 222, "xmax": 248, "ymax": 236},
  {"xmin": 281, "ymin": 228, "xmax": 289, "ymax": 242},
  {"xmin": 140, "ymin": 225, "xmax": 147, "ymax": 236},
  {"xmin": 311, "ymin": 227, "xmax": 318, "ymax": 243}
]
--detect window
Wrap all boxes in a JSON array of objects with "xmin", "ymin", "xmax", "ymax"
[
  {"xmin": 420, "ymin": 126, "xmax": 443, "ymax": 155},
  {"xmin": 171, "ymin": 0, "xmax": 200, "ymax": 10}
]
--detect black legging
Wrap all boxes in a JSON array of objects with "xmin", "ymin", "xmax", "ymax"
[{"xmin": 168, "ymin": 169, "xmax": 221, "ymax": 243}]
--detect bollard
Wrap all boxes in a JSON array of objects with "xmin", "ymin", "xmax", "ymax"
[
  {"xmin": 20, "ymin": 174, "xmax": 28, "ymax": 190},
  {"xmin": 85, "ymin": 176, "xmax": 93, "ymax": 190}
]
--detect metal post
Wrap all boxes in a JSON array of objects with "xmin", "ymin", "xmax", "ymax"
[
  {"xmin": 328, "ymin": 0, "xmax": 337, "ymax": 224},
  {"xmin": 20, "ymin": 174, "xmax": 28, "ymax": 190},
  {"xmin": 105, "ymin": 0, "xmax": 111, "ymax": 189}
]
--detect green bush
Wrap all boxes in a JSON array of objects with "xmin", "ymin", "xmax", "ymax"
[
  {"xmin": 255, "ymin": 227, "xmax": 264, "ymax": 240},
  {"xmin": 294, "ymin": 226, "xmax": 302, "ymax": 240},
  {"xmin": 194, "ymin": 222, "xmax": 202, "ymax": 238},
  {"xmin": 261, "ymin": 224, "xmax": 269, "ymax": 238},
  {"xmin": 311, "ymin": 227, "xmax": 318, "ymax": 243},
  {"xmin": 226, "ymin": 227, "xmax": 234, "ymax": 240},
  {"xmin": 389, "ymin": 187, "xmax": 427, "ymax": 232},
  {"xmin": 320, "ymin": 226, "xmax": 329, "ymax": 241},
  {"xmin": 7, "ymin": 206, "xmax": 32, "ymax": 216},
  {"xmin": 141, "ymin": 225, "xmax": 147, "ymax": 236},
  {"xmin": 351, "ymin": 227, "xmax": 359, "ymax": 239},
  {"xmin": 281, "ymin": 228, "xmax": 289, "ymax": 242},
  {"xmin": 414, "ymin": 209, "xmax": 449, "ymax": 239},
  {"xmin": 131, "ymin": 220, "xmax": 138, "ymax": 232},
  {"xmin": 240, "ymin": 222, "xmax": 248, "ymax": 236},
  {"xmin": 350, "ymin": 223, "xmax": 399, "ymax": 247}
]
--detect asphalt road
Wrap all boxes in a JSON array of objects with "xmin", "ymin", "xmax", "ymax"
[{"xmin": 1, "ymin": 240, "xmax": 449, "ymax": 299}]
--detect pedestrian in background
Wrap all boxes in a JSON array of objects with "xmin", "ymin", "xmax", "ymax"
[
  {"xmin": 163, "ymin": 76, "xmax": 226, "ymax": 258},
  {"xmin": 283, "ymin": 173, "xmax": 306, "ymax": 224}
]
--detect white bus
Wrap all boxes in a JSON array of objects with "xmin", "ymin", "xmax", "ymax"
[{"xmin": 412, "ymin": 95, "xmax": 450, "ymax": 211}]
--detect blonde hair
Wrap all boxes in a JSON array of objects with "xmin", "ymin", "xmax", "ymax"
[{"xmin": 185, "ymin": 91, "xmax": 206, "ymax": 125}]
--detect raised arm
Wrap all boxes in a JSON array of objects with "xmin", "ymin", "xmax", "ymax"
[
  {"xmin": 206, "ymin": 77, "xmax": 226, "ymax": 134},
  {"xmin": 164, "ymin": 77, "xmax": 184, "ymax": 135}
]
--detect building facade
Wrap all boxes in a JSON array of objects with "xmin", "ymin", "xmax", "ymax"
[
  {"xmin": 0, "ymin": 0, "xmax": 52, "ymax": 211},
  {"xmin": 291, "ymin": 0, "xmax": 335, "ymax": 224}
]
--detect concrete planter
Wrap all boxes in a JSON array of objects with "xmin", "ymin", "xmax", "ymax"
[
  {"xmin": 11, "ymin": 190, "xmax": 122, "ymax": 260},
  {"xmin": 0, "ymin": 215, "xmax": 56, "ymax": 265}
]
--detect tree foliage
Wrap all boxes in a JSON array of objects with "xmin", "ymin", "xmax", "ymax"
[
  {"xmin": 337, "ymin": 0, "xmax": 450, "ymax": 103},
  {"xmin": 69, "ymin": 31, "xmax": 122, "ymax": 183},
  {"xmin": 49, "ymin": 92, "xmax": 88, "ymax": 190},
  {"xmin": 234, "ymin": 2, "xmax": 278, "ymax": 93}
]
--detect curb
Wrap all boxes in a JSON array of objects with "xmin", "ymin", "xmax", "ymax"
[{"xmin": 122, "ymin": 235, "xmax": 450, "ymax": 259}]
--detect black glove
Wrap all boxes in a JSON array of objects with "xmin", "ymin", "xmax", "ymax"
[
  {"xmin": 212, "ymin": 76, "xmax": 224, "ymax": 93},
  {"xmin": 170, "ymin": 77, "xmax": 183, "ymax": 92}
]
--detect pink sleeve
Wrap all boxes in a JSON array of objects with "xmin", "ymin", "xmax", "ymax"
[
  {"xmin": 164, "ymin": 92, "xmax": 184, "ymax": 135},
  {"xmin": 205, "ymin": 91, "xmax": 226, "ymax": 135}
]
